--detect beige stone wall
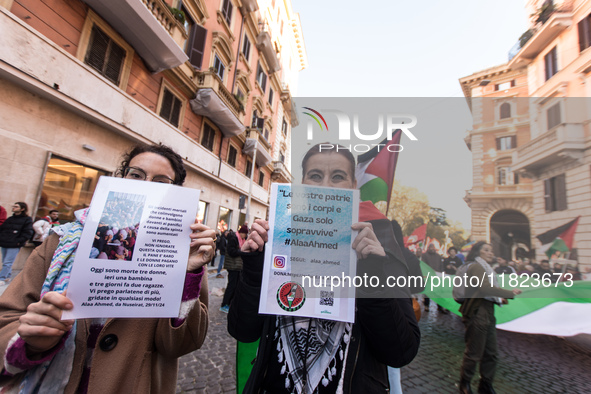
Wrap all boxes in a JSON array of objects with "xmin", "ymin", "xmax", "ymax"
[
  {"xmin": 0, "ymin": 76, "xmax": 268, "ymax": 252},
  {"xmin": 530, "ymin": 155, "xmax": 591, "ymax": 268}
]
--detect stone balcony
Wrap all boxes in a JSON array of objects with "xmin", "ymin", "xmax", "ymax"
[
  {"xmin": 195, "ymin": 71, "xmax": 244, "ymax": 118},
  {"xmin": 83, "ymin": 0, "xmax": 188, "ymax": 72},
  {"xmin": 272, "ymin": 161, "xmax": 292, "ymax": 183},
  {"xmin": 512, "ymin": 123, "xmax": 585, "ymax": 178},
  {"xmin": 190, "ymin": 71, "xmax": 246, "ymax": 137},
  {"xmin": 256, "ymin": 30, "xmax": 281, "ymax": 74},
  {"xmin": 508, "ymin": 2, "xmax": 573, "ymax": 67}
]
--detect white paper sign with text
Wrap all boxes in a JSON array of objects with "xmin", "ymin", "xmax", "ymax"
[
  {"xmin": 259, "ymin": 183, "xmax": 359, "ymax": 323},
  {"xmin": 62, "ymin": 176, "xmax": 199, "ymax": 319}
]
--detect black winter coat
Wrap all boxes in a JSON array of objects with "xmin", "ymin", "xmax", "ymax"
[
  {"xmin": 224, "ymin": 231, "xmax": 243, "ymax": 271},
  {"xmin": 228, "ymin": 219, "xmax": 420, "ymax": 393},
  {"xmin": 0, "ymin": 214, "xmax": 33, "ymax": 248}
]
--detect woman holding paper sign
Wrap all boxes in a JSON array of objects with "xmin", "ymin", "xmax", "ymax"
[
  {"xmin": 228, "ymin": 144, "xmax": 420, "ymax": 393},
  {"xmin": 0, "ymin": 144, "xmax": 214, "ymax": 393}
]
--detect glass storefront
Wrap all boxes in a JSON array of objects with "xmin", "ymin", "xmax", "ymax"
[
  {"xmin": 36, "ymin": 156, "xmax": 108, "ymax": 223},
  {"xmin": 218, "ymin": 206, "xmax": 232, "ymax": 232},
  {"xmin": 197, "ymin": 201, "xmax": 208, "ymax": 224}
]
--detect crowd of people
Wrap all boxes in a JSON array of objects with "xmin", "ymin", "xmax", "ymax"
[
  {"xmin": 0, "ymin": 141, "xmax": 588, "ymax": 394},
  {"xmin": 90, "ymin": 194, "xmax": 144, "ymax": 261}
]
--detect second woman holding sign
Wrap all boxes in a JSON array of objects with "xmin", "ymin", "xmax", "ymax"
[{"xmin": 228, "ymin": 144, "xmax": 420, "ymax": 393}]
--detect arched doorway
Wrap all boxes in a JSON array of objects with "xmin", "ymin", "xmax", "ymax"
[{"xmin": 489, "ymin": 210, "xmax": 531, "ymax": 260}]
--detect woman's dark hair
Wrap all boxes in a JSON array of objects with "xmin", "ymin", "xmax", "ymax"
[
  {"xmin": 15, "ymin": 202, "xmax": 28, "ymax": 216},
  {"xmin": 466, "ymin": 241, "xmax": 489, "ymax": 262},
  {"xmin": 117, "ymin": 144, "xmax": 186, "ymax": 185},
  {"xmin": 301, "ymin": 143, "xmax": 356, "ymax": 182}
]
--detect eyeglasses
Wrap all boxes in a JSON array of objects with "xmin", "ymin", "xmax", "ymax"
[{"xmin": 123, "ymin": 167, "xmax": 175, "ymax": 184}]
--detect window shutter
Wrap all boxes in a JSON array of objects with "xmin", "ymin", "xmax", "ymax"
[
  {"xmin": 547, "ymin": 103, "xmax": 561, "ymax": 130},
  {"xmin": 578, "ymin": 17, "xmax": 591, "ymax": 52},
  {"xmin": 104, "ymin": 42, "xmax": 125, "ymax": 85},
  {"xmin": 258, "ymin": 171, "xmax": 264, "ymax": 187},
  {"xmin": 496, "ymin": 138, "xmax": 501, "ymax": 150},
  {"xmin": 500, "ymin": 103, "xmax": 511, "ymax": 119},
  {"xmin": 555, "ymin": 174, "xmax": 567, "ymax": 211},
  {"xmin": 170, "ymin": 96, "xmax": 182, "ymax": 127},
  {"xmin": 544, "ymin": 179, "xmax": 552, "ymax": 212},
  {"xmin": 578, "ymin": 19, "xmax": 586, "ymax": 52},
  {"xmin": 160, "ymin": 89, "xmax": 173, "ymax": 120},
  {"xmin": 86, "ymin": 26, "xmax": 108, "ymax": 73},
  {"xmin": 511, "ymin": 135, "xmax": 517, "ymax": 149},
  {"xmin": 189, "ymin": 25, "xmax": 207, "ymax": 69}
]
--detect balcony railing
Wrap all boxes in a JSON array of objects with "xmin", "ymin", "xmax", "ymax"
[
  {"xmin": 512, "ymin": 123, "xmax": 585, "ymax": 177},
  {"xmin": 272, "ymin": 161, "xmax": 292, "ymax": 182},
  {"xmin": 196, "ymin": 71, "xmax": 244, "ymax": 117},
  {"xmin": 508, "ymin": 1, "xmax": 573, "ymax": 64},
  {"xmin": 84, "ymin": 0, "xmax": 188, "ymax": 72}
]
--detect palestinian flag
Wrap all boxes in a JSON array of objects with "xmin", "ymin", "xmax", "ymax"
[
  {"xmin": 419, "ymin": 262, "xmax": 591, "ymax": 337},
  {"xmin": 536, "ymin": 216, "xmax": 580, "ymax": 258},
  {"xmin": 405, "ymin": 224, "xmax": 427, "ymax": 247},
  {"xmin": 355, "ymin": 132, "xmax": 402, "ymax": 214}
]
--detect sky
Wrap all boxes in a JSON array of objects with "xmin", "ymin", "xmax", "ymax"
[{"xmin": 291, "ymin": 0, "xmax": 530, "ymax": 232}]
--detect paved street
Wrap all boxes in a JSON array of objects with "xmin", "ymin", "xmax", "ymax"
[
  {"xmin": 176, "ymin": 274, "xmax": 591, "ymax": 394},
  {"xmin": 176, "ymin": 269, "xmax": 237, "ymax": 394},
  {"xmin": 402, "ymin": 302, "xmax": 591, "ymax": 393},
  {"xmin": 2, "ymin": 268, "xmax": 589, "ymax": 393}
]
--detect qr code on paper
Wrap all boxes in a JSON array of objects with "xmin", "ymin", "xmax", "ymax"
[{"xmin": 319, "ymin": 291, "xmax": 334, "ymax": 306}]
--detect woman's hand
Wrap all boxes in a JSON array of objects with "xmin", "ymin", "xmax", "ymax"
[
  {"xmin": 351, "ymin": 222, "xmax": 386, "ymax": 259},
  {"xmin": 187, "ymin": 221, "xmax": 216, "ymax": 272},
  {"xmin": 241, "ymin": 219, "xmax": 269, "ymax": 252},
  {"xmin": 18, "ymin": 292, "xmax": 74, "ymax": 356}
]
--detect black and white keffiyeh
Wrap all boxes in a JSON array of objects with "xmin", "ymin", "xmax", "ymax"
[
  {"xmin": 475, "ymin": 256, "xmax": 503, "ymax": 305},
  {"xmin": 275, "ymin": 316, "xmax": 352, "ymax": 394}
]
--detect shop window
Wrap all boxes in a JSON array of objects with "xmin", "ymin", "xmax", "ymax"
[
  {"xmin": 36, "ymin": 156, "xmax": 108, "ymax": 223},
  {"xmin": 218, "ymin": 206, "xmax": 232, "ymax": 232},
  {"xmin": 197, "ymin": 201, "xmax": 208, "ymax": 224}
]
